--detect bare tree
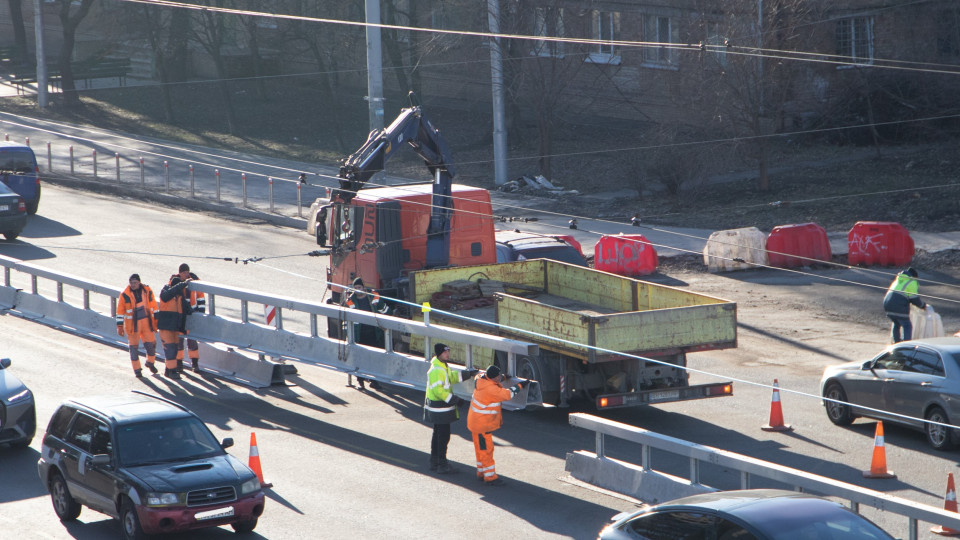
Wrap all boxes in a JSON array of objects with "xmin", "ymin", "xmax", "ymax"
[
  {"xmin": 191, "ymin": 0, "xmax": 238, "ymax": 134},
  {"xmin": 7, "ymin": 0, "xmax": 29, "ymax": 65}
]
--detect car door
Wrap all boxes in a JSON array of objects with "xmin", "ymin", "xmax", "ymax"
[
  {"xmin": 62, "ymin": 413, "xmax": 116, "ymax": 514},
  {"xmin": 882, "ymin": 346, "xmax": 947, "ymax": 429},
  {"xmin": 844, "ymin": 349, "xmax": 910, "ymax": 417}
]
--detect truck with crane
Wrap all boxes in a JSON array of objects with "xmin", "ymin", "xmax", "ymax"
[{"xmin": 310, "ymin": 93, "xmax": 737, "ymax": 408}]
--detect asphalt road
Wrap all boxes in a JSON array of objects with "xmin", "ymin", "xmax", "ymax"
[{"xmin": 3, "ymin": 143, "xmax": 960, "ymax": 537}]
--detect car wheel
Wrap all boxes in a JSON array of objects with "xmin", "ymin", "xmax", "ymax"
[
  {"xmin": 2, "ymin": 231, "xmax": 18, "ymax": 241},
  {"xmin": 49, "ymin": 470, "xmax": 81, "ymax": 521},
  {"xmin": 231, "ymin": 518, "xmax": 258, "ymax": 534},
  {"xmin": 26, "ymin": 199, "xmax": 38, "ymax": 215},
  {"xmin": 926, "ymin": 407, "xmax": 957, "ymax": 451},
  {"xmin": 823, "ymin": 382, "xmax": 854, "ymax": 426},
  {"xmin": 121, "ymin": 497, "xmax": 149, "ymax": 540}
]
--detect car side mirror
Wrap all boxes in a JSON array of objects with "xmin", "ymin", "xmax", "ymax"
[
  {"xmin": 862, "ymin": 360, "xmax": 874, "ymax": 370},
  {"xmin": 0, "ymin": 358, "xmax": 10, "ymax": 369},
  {"xmin": 220, "ymin": 437, "xmax": 234, "ymax": 450},
  {"xmin": 90, "ymin": 454, "xmax": 111, "ymax": 467}
]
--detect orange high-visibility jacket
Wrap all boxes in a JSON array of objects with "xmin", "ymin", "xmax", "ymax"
[
  {"xmin": 186, "ymin": 272, "xmax": 206, "ymax": 313},
  {"xmin": 467, "ymin": 375, "xmax": 515, "ymax": 434},
  {"xmin": 116, "ymin": 284, "xmax": 158, "ymax": 333}
]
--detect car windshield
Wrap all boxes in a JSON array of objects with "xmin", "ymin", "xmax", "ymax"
[
  {"xmin": 0, "ymin": 150, "xmax": 36, "ymax": 174},
  {"xmin": 117, "ymin": 417, "xmax": 224, "ymax": 466}
]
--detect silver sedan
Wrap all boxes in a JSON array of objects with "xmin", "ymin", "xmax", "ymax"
[{"xmin": 821, "ymin": 337, "xmax": 960, "ymax": 450}]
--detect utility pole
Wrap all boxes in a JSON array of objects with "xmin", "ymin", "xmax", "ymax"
[
  {"xmin": 33, "ymin": 0, "xmax": 48, "ymax": 108},
  {"xmin": 487, "ymin": 0, "xmax": 508, "ymax": 186},
  {"xmin": 365, "ymin": 0, "xmax": 384, "ymax": 132}
]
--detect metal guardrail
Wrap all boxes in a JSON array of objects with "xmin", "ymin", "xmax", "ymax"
[
  {"xmin": 0, "ymin": 254, "xmax": 540, "ymax": 405},
  {"xmin": 566, "ymin": 413, "xmax": 960, "ymax": 540}
]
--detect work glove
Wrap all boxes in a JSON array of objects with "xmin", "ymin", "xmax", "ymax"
[{"xmin": 116, "ymin": 326, "xmax": 124, "ymax": 337}]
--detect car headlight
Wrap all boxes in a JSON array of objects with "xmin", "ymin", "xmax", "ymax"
[
  {"xmin": 146, "ymin": 492, "xmax": 181, "ymax": 506},
  {"xmin": 240, "ymin": 477, "xmax": 261, "ymax": 495},
  {"xmin": 6, "ymin": 388, "xmax": 31, "ymax": 404}
]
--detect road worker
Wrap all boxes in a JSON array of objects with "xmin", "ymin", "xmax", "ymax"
[
  {"xmin": 116, "ymin": 274, "xmax": 159, "ymax": 377},
  {"xmin": 157, "ymin": 274, "xmax": 193, "ymax": 380},
  {"xmin": 345, "ymin": 277, "xmax": 389, "ymax": 390},
  {"xmin": 176, "ymin": 263, "xmax": 205, "ymax": 373},
  {"xmin": 883, "ymin": 267, "xmax": 926, "ymax": 342},
  {"xmin": 467, "ymin": 364, "xmax": 524, "ymax": 486},
  {"xmin": 424, "ymin": 343, "xmax": 477, "ymax": 474}
]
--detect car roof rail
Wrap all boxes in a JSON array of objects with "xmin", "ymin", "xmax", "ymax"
[{"xmin": 130, "ymin": 389, "xmax": 191, "ymax": 413}]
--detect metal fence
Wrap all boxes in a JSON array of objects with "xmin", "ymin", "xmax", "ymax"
[{"xmin": 566, "ymin": 413, "xmax": 960, "ymax": 540}]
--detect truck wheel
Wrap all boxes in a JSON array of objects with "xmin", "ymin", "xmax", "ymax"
[
  {"xmin": 50, "ymin": 470, "xmax": 81, "ymax": 521},
  {"xmin": 517, "ymin": 356, "xmax": 558, "ymax": 406}
]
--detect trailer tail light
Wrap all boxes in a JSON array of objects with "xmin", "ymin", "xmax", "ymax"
[
  {"xmin": 598, "ymin": 396, "xmax": 623, "ymax": 409},
  {"xmin": 706, "ymin": 383, "xmax": 733, "ymax": 396}
]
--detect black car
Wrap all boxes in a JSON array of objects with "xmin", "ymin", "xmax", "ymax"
[
  {"xmin": 494, "ymin": 229, "xmax": 588, "ymax": 266},
  {"xmin": 0, "ymin": 357, "xmax": 36, "ymax": 448},
  {"xmin": 0, "ymin": 181, "xmax": 27, "ymax": 241},
  {"xmin": 37, "ymin": 391, "xmax": 265, "ymax": 539}
]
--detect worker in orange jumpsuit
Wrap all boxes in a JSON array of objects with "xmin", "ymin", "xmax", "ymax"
[
  {"xmin": 467, "ymin": 364, "xmax": 525, "ymax": 486},
  {"xmin": 175, "ymin": 263, "xmax": 205, "ymax": 373},
  {"xmin": 157, "ymin": 274, "xmax": 193, "ymax": 380},
  {"xmin": 115, "ymin": 273, "xmax": 159, "ymax": 377}
]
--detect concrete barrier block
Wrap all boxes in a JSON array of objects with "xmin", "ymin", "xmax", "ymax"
[
  {"xmin": 198, "ymin": 342, "xmax": 285, "ymax": 388},
  {"xmin": 565, "ymin": 450, "xmax": 715, "ymax": 504}
]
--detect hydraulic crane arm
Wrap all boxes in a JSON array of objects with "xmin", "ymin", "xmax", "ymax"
[{"xmin": 334, "ymin": 92, "xmax": 457, "ymax": 268}]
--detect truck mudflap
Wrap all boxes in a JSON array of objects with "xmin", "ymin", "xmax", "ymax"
[
  {"xmin": 453, "ymin": 375, "xmax": 542, "ymax": 411},
  {"xmin": 596, "ymin": 381, "xmax": 733, "ymax": 410}
]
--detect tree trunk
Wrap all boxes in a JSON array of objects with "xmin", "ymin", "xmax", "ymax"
[
  {"xmin": 8, "ymin": 0, "xmax": 28, "ymax": 66},
  {"xmin": 307, "ymin": 41, "xmax": 347, "ymax": 153},
  {"xmin": 56, "ymin": 0, "xmax": 95, "ymax": 108}
]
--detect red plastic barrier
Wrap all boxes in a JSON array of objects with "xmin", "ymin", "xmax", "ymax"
[
  {"xmin": 594, "ymin": 234, "xmax": 658, "ymax": 276},
  {"xmin": 766, "ymin": 223, "xmax": 832, "ymax": 268},
  {"xmin": 848, "ymin": 221, "xmax": 914, "ymax": 267}
]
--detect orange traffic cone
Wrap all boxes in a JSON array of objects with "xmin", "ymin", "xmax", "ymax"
[
  {"xmin": 862, "ymin": 422, "xmax": 896, "ymax": 479},
  {"xmin": 932, "ymin": 473, "xmax": 960, "ymax": 535},
  {"xmin": 248, "ymin": 432, "xmax": 273, "ymax": 489},
  {"xmin": 761, "ymin": 379, "xmax": 793, "ymax": 432}
]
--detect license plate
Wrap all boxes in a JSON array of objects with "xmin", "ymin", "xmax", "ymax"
[
  {"xmin": 195, "ymin": 506, "xmax": 234, "ymax": 521},
  {"xmin": 649, "ymin": 390, "xmax": 680, "ymax": 402},
  {"xmin": 0, "ymin": 205, "xmax": 8, "ymax": 211}
]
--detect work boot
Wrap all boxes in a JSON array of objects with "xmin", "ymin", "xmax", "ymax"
[
  {"xmin": 164, "ymin": 368, "xmax": 181, "ymax": 380},
  {"xmin": 485, "ymin": 477, "xmax": 505, "ymax": 486},
  {"xmin": 192, "ymin": 360, "xmax": 200, "ymax": 373},
  {"xmin": 370, "ymin": 380, "xmax": 382, "ymax": 391},
  {"xmin": 436, "ymin": 463, "xmax": 457, "ymax": 474},
  {"xmin": 429, "ymin": 459, "xmax": 438, "ymax": 472},
  {"xmin": 134, "ymin": 369, "xmax": 142, "ymax": 378},
  {"xmin": 177, "ymin": 359, "xmax": 184, "ymax": 374},
  {"xmin": 146, "ymin": 363, "xmax": 158, "ymax": 375}
]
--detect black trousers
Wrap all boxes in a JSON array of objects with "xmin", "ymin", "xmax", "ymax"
[{"xmin": 430, "ymin": 423, "xmax": 451, "ymax": 465}]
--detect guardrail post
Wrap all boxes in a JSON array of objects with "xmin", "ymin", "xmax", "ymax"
[
  {"xmin": 31, "ymin": 275, "xmax": 38, "ymax": 294},
  {"xmin": 207, "ymin": 294, "xmax": 215, "ymax": 316},
  {"xmin": 140, "ymin": 157, "xmax": 145, "ymax": 187},
  {"xmin": 3, "ymin": 266, "xmax": 10, "ymax": 287},
  {"xmin": 690, "ymin": 457, "xmax": 700, "ymax": 485},
  {"xmin": 46, "ymin": 142, "xmax": 51, "ymax": 171},
  {"xmin": 83, "ymin": 290, "xmax": 90, "ymax": 310},
  {"xmin": 595, "ymin": 432, "xmax": 605, "ymax": 459},
  {"xmin": 242, "ymin": 173, "xmax": 247, "ymax": 207},
  {"xmin": 92, "ymin": 150, "xmax": 98, "ymax": 178},
  {"xmin": 309, "ymin": 314, "xmax": 318, "ymax": 337},
  {"xmin": 189, "ymin": 164, "xmax": 195, "ymax": 197},
  {"xmin": 297, "ymin": 182, "xmax": 302, "ymax": 217},
  {"xmin": 215, "ymin": 169, "xmax": 220, "ymax": 201},
  {"xmin": 275, "ymin": 307, "xmax": 283, "ymax": 331},
  {"xmin": 908, "ymin": 517, "xmax": 918, "ymax": 540},
  {"xmin": 741, "ymin": 471, "xmax": 750, "ymax": 489},
  {"xmin": 56, "ymin": 282, "xmax": 63, "ymax": 302},
  {"xmin": 69, "ymin": 146, "xmax": 74, "ymax": 174},
  {"xmin": 115, "ymin": 152, "xmax": 120, "ymax": 182},
  {"xmin": 268, "ymin": 177, "xmax": 274, "ymax": 212},
  {"xmin": 641, "ymin": 444, "xmax": 650, "ymax": 471},
  {"xmin": 240, "ymin": 300, "xmax": 248, "ymax": 323}
]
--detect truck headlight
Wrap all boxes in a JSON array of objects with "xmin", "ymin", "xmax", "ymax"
[
  {"xmin": 240, "ymin": 478, "xmax": 261, "ymax": 495},
  {"xmin": 146, "ymin": 492, "xmax": 180, "ymax": 506}
]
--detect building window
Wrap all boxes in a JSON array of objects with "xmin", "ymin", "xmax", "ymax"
[
  {"xmin": 836, "ymin": 16, "xmax": 873, "ymax": 65},
  {"xmin": 533, "ymin": 7, "xmax": 565, "ymax": 58},
  {"xmin": 705, "ymin": 21, "xmax": 727, "ymax": 67},
  {"xmin": 587, "ymin": 10, "xmax": 620, "ymax": 64},
  {"xmin": 643, "ymin": 14, "xmax": 679, "ymax": 68}
]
